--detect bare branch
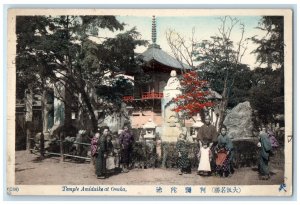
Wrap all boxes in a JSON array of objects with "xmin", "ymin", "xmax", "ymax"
[{"xmin": 165, "ymin": 29, "xmax": 198, "ymax": 71}]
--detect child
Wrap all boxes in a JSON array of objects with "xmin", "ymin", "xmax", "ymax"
[
  {"xmin": 90, "ymin": 132, "xmax": 100, "ymax": 167},
  {"xmin": 176, "ymin": 133, "xmax": 191, "ymax": 175},
  {"xmin": 197, "ymin": 141, "xmax": 212, "ymax": 176}
]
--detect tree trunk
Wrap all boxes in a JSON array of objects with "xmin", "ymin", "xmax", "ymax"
[
  {"xmin": 42, "ymin": 89, "xmax": 49, "ymax": 133},
  {"xmin": 80, "ymin": 89, "xmax": 98, "ymax": 132},
  {"xmin": 218, "ymin": 80, "xmax": 229, "ymax": 132},
  {"xmin": 218, "ymin": 98, "xmax": 228, "ymax": 132}
]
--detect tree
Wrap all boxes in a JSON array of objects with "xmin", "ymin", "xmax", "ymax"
[
  {"xmin": 165, "ymin": 16, "xmax": 251, "ymax": 130},
  {"xmin": 166, "ymin": 28, "xmax": 197, "ymax": 70},
  {"xmin": 16, "ymin": 15, "xmax": 147, "ymax": 132},
  {"xmin": 249, "ymin": 68, "xmax": 283, "ymax": 124},
  {"xmin": 194, "ymin": 16, "xmax": 249, "ymax": 130},
  {"xmin": 250, "ymin": 16, "xmax": 284, "ymax": 68},
  {"xmin": 172, "ymin": 71, "xmax": 214, "ymax": 119},
  {"xmin": 249, "ymin": 16, "xmax": 285, "ymax": 124}
]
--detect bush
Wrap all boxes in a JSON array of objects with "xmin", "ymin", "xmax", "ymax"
[{"xmin": 232, "ymin": 139, "xmax": 258, "ymax": 168}]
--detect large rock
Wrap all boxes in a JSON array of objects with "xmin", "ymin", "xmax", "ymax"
[{"xmin": 223, "ymin": 101, "xmax": 253, "ymax": 139}]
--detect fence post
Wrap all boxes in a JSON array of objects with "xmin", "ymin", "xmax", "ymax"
[
  {"xmin": 60, "ymin": 133, "xmax": 64, "ymax": 162},
  {"xmin": 26, "ymin": 121, "xmax": 32, "ymax": 153},
  {"xmin": 40, "ymin": 132, "xmax": 45, "ymax": 158}
]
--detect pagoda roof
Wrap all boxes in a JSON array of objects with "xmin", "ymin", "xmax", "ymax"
[{"xmin": 140, "ymin": 44, "xmax": 192, "ymax": 70}]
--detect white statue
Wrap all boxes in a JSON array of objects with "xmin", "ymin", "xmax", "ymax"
[{"xmin": 165, "ymin": 70, "xmax": 181, "ymax": 90}]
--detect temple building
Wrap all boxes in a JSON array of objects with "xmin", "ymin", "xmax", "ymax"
[{"xmin": 122, "ymin": 16, "xmax": 192, "ymax": 129}]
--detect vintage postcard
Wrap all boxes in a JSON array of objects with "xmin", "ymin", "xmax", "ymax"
[{"xmin": 6, "ymin": 8, "xmax": 293, "ymax": 196}]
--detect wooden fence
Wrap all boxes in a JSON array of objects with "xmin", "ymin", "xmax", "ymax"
[{"xmin": 29, "ymin": 137, "xmax": 91, "ymax": 162}]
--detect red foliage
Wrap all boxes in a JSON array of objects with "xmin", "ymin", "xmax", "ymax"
[{"xmin": 172, "ymin": 71, "xmax": 214, "ymax": 116}]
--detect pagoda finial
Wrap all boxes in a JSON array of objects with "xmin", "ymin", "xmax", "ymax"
[{"xmin": 152, "ymin": 15, "xmax": 157, "ymax": 44}]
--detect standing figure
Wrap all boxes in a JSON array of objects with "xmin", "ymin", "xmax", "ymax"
[
  {"xmin": 215, "ymin": 126, "xmax": 234, "ymax": 177},
  {"xmin": 96, "ymin": 126, "xmax": 109, "ymax": 179},
  {"xmin": 90, "ymin": 132, "xmax": 100, "ymax": 167},
  {"xmin": 196, "ymin": 115, "xmax": 218, "ymax": 174},
  {"xmin": 119, "ymin": 125, "xmax": 134, "ymax": 173},
  {"xmin": 176, "ymin": 133, "xmax": 191, "ymax": 175},
  {"xmin": 197, "ymin": 141, "xmax": 212, "ymax": 176},
  {"xmin": 254, "ymin": 127, "xmax": 272, "ymax": 180},
  {"xmin": 267, "ymin": 129, "xmax": 280, "ymax": 148}
]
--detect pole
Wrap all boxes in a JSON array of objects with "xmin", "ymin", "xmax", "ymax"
[
  {"xmin": 26, "ymin": 121, "xmax": 32, "ymax": 152},
  {"xmin": 40, "ymin": 132, "xmax": 45, "ymax": 158},
  {"xmin": 60, "ymin": 133, "xmax": 64, "ymax": 162}
]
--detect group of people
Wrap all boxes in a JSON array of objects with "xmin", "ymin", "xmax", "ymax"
[
  {"xmin": 91, "ymin": 125, "xmax": 134, "ymax": 179},
  {"xmin": 176, "ymin": 115, "xmax": 274, "ymax": 180},
  {"xmin": 90, "ymin": 116, "xmax": 275, "ymax": 180},
  {"xmin": 176, "ymin": 116, "xmax": 234, "ymax": 178}
]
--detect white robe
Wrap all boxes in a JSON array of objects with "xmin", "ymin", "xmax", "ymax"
[
  {"xmin": 198, "ymin": 146, "xmax": 211, "ymax": 172},
  {"xmin": 106, "ymin": 156, "xmax": 116, "ymax": 170}
]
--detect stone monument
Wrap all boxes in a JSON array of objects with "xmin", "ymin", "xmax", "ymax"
[
  {"xmin": 161, "ymin": 70, "xmax": 184, "ymax": 142},
  {"xmin": 223, "ymin": 101, "xmax": 253, "ymax": 139}
]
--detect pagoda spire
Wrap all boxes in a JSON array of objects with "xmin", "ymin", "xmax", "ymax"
[{"xmin": 152, "ymin": 15, "xmax": 157, "ymax": 44}]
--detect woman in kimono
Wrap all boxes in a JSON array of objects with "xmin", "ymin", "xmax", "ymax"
[
  {"xmin": 176, "ymin": 133, "xmax": 191, "ymax": 175},
  {"xmin": 96, "ymin": 127, "xmax": 109, "ymax": 179},
  {"xmin": 256, "ymin": 128, "xmax": 272, "ymax": 180},
  {"xmin": 215, "ymin": 126, "xmax": 233, "ymax": 177}
]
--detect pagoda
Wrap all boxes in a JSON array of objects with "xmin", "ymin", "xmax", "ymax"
[{"xmin": 122, "ymin": 16, "xmax": 191, "ymax": 129}]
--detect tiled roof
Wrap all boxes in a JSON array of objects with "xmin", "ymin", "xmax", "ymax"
[{"xmin": 140, "ymin": 44, "xmax": 191, "ymax": 70}]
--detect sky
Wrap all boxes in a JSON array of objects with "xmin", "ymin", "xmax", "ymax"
[{"xmin": 99, "ymin": 15, "xmax": 267, "ymax": 69}]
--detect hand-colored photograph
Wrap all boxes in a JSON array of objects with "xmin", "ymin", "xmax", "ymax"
[{"xmin": 6, "ymin": 9, "xmax": 293, "ymax": 196}]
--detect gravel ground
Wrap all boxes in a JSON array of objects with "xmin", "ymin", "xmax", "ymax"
[{"xmin": 15, "ymin": 150, "xmax": 284, "ymax": 185}]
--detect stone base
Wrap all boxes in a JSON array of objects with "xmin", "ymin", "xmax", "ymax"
[{"xmin": 161, "ymin": 126, "xmax": 185, "ymax": 142}]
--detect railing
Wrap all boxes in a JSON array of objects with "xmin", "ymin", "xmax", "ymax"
[
  {"xmin": 29, "ymin": 137, "xmax": 91, "ymax": 162},
  {"xmin": 122, "ymin": 96, "xmax": 134, "ymax": 102},
  {"xmin": 142, "ymin": 92, "xmax": 163, "ymax": 100},
  {"xmin": 122, "ymin": 92, "xmax": 164, "ymax": 101}
]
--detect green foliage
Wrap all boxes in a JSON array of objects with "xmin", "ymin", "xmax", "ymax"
[
  {"xmin": 16, "ymin": 15, "xmax": 147, "ymax": 131},
  {"xmin": 250, "ymin": 16, "xmax": 284, "ymax": 67},
  {"xmin": 193, "ymin": 17, "xmax": 251, "ymax": 109},
  {"xmin": 195, "ymin": 37, "xmax": 251, "ymax": 108},
  {"xmin": 249, "ymin": 16, "xmax": 285, "ymax": 123},
  {"xmin": 249, "ymin": 67, "xmax": 284, "ymax": 123},
  {"xmin": 95, "ymin": 77, "xmax": 134, "ymax": 109}
]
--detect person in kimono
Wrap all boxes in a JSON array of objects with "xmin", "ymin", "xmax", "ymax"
[
  {"xmin": 197, "ymin": 141, "xmax": 212, "ymax": 176},
  {"xmin": 176, "ymin": 133, "xmax": 191, "ymax": 175},
  {"xmin": 96, "ymin": 126, "xmax": 109, "ymax": 179},
  {"xmin": 255, "ymin": 127, "xmax": 272, "ymax": 180},
  {"xmin": 215, "ymin": 125, "xmax": 234, "ymax": 177},
  {"xmin": 119, "ymin": 125, "xmax": 135, "ymax": 173},
  {"xmin": 267, "ymin": 129, "xmax": 280, "ymax": 148},
  {"xmin": 90, "ymin": 132, "xmax": 100, "ymax": 168},
  {"xmin": 196, "ymin": 115, "xmax": 218, "ymax": 174}
]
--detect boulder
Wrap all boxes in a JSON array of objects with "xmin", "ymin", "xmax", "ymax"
[{"xmin": 223, "ymin": 101, "xmax": 254, "ymax": 139}]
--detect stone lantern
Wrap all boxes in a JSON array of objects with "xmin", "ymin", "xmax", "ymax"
[
  {"xmin": 191, "ymin": 114, "xmax": 204, "ymax": 141},
  {"xmin": 142, "ymin": 118, "xmax": 157, "ymax": 140}
]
